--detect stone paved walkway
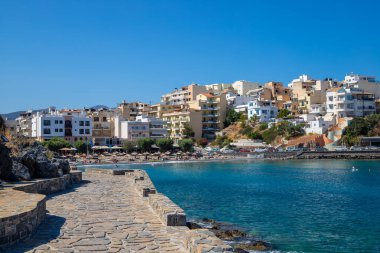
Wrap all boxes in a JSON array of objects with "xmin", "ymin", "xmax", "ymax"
[{"xmin": 7, "ymin": 173, "xmax": 188, "ymax": 253}]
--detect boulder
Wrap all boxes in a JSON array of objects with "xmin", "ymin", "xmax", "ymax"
[
  {"xmin": 11, "ymin": 159, "xmax": 31, "ymax": 181},
  {"xmin": 0, "ymin": 143, "xmax": 13, "ymax": 180}
]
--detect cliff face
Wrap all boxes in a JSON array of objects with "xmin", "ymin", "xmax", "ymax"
[{"xmin": 0, "ymin": 142, "xmax": 70, "ymax": 182}]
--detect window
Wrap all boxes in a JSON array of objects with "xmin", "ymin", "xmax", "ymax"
[
  {"xmin": 43, "ymin": 128, "xmax": 51, "ymax": 134},
  {"xmin": 55, "ymin": 120, "xmax": 59, "ymax": 124},
  {"xmin": 102, "ymin": 117, "xmax": 107, "ymax": 121},
  {"xmin": 59, "ymin": 129, "xmax": 63, "ymax": 132},
  {"xmin": 60, "ymin": 120, "xmax": 63, "ymax": 124},
  {"xmin": 55, "ymin": 128, "xmax": 59, "ymax": 132},
  {"xmin": 85, "ymin": 129, "xmax": 90, "ymax": 134},
  {"xmin": 94, "ymin": 117, "xmax": 99, "ymax": 122},
  {"xmin": 85, "ymin": 121, "xmax": 90, "ymax": 126},
  {"xmin": 43, "ymin": 120, "xmax": 51, "ymax": 126},
  {"xmin": 79, "ymin": 121, "xmax": 84, "ymax": 126},
  {"xmin": 79, "ymin": 129, "xmax": 84, "ymax": 134}
]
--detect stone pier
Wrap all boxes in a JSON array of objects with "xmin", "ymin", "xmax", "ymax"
[{"xmin": 5, "ymin": 169, "xmax": 231, "ymax": 253}]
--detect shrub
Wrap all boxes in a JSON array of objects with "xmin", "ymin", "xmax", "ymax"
[
  {"xmin": 137, "ymin": 138, "xmax": 155, "ymax": 152},
  {"xmin": 43, "ymin": 137, "xmax": 71, "ymax": 152},
  {"xmin": 262, "ymin": 127, "xmax": 278, "ymax": 144},
  {"xmin": 259, "ymin": 122, "xmax": 268, "ymax": 131},
  {"xmin": 156, "ymin": 138, "xmax": 173, "ymax": 152},
  {"xmin": 123, "ymin": 140, "xmax": 137, "ymax": 153},
  {"xmin": 74, "ymin": 140, "xmax": 91, "ymax": 153},
  {"xmin": 196, "ymin": 138, "xmax": 208, "ymax": 148},
  {"xmin": 179, "ymin": 139, "xmax": 194, "ymax": 152},
  {"xmin": 247, "ymin": 131, "xmax": 263, "ymax": 140}
]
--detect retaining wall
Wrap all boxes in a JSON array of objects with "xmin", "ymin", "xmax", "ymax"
[{"xmin": 0, "ymin": 172, "xmax": 82, "ymax": 249}]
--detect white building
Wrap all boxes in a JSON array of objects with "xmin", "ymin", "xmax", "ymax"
[
  {"xmin": 247, "ymin": 100, "xmax": 278, "ymax": 122},
  {"xmin": 305, "ymin": 115, "xmax": 336, "ymax": 135},
  {"xmin": 326, "ymin": 87, "xmax": 376, "ymax": 118},
  {"xmin": 15, "ymin": 110, "xmax": 34, "ymax": 137},
  {"xmin": 232, "ymin": 80, "xmax": 261, "ymax": 96},
  {"xmin": 115, "ymin": 115, "xmax": 168, "ymax": 141},
  {"xmin": 344, "ymin": 73, "xmax": 380, "ymax": 98},
  {"xmin": 288, "ymin": 74, "xmax": 313, "ymax": 88},
  {"xmin": 31, "ymin": 109, "xmax": 92, "ymax": 143},
  {"xmin": 309, "ymin": 104, "xmax": 327, "ymax": 116}
]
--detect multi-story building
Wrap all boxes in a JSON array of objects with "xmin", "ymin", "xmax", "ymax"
[
  {"xmin": 247, "ymin": 100, "xmax": 278, "ymax": 122},
  {"xmin": 264, "ymin": 82, "xmax": 292, "ymax": 109},
  {"xmin": 117, "ymin": 100, "xmax": 150, "ymax": 121},
  {"xmin": 87, "ymin": 108, "xmax": 120, "ymax": 146},
  {"xmin": 344, "ymin": 73, "xmax": 380, "ymax": 98},
  {"xmin": 231, "ymin": 80, "xmax": 261, "ymax": 95},
  {"xmin": 162, "ymin": 109, "xmax": 202, "ymax": 143},
  {"xmin": 309, "ymin": 104, "xmax": 327, "ymax": 116},
  {"xmin": 15, "ymin": 110, "xmax": 34, "ymax": 137},
  {"xmin": 160, "ymin": 84, "xmax": 207, "ymax": 106},
  {"xmin": 189, "ymin": 93, "xmax": 227, "ymax": 140},
  {"xmin": 246, "ymin": 87, "xmax": 273, "ymax": 101},
  {"xmin": 326, "ymin": 87, "xmax": 376, "ymax": 118},
  {"xmin": 305, "ymin": 115, "xmax": 336, "ymax": 135},
  {"xmin": 147, "ymin": 103, "xmax": 183, "ymax": 119},
  {"xmin": 114, "ymin": 115, "xmax": 168, "ymax": 141},
  {"xmin": 31, "ymin": 109, "xmax": 92, "ymax": 143},
  {"xmin": 205, "ymin": 83, "xmax": 233, "ymax": 93}
]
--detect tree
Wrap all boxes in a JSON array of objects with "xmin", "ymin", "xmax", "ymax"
[
  {"xmin": 74, "ymin": 140, "xmax": 91, "ymax": 153},
  {"xmin": 224, "ymin": 109, "xmax": 243, "ymax": 127},
  {"xmin": 196, "ymin": 138, "xmax": 208, "ymax": 148},
  {"xmin": 156, "ymin": 138, "xmax": 173, "ymax": 152},
  {"xmin": 43, "ymin": 137, "xmax": 71, "ymax": 152},
  {"xmin": 182, "ymin": 122, "xmax": 195, "ymax": 138},
  {"xmin": 123, "ymin": 140, "xmax": 137, "ymax": 153},
  {"xmin": 277, "ymin": 109, "xmax": 291, "ymax": 119},
  {"xmin": 179, "ymin": 139, "xmax": 194, "ymax": 152},
  {"xmin": 262, "ymin": 127, "xmax": 278, "ymax": 144},
  {"xmin": 137, "ymin": 138, "xmax": 155, "ymax": 152},
  {"xmin": 285, "ymin": 125, "xmax": 305, "ymax": 140},
  {"xmin": 212, "ymin": 135, "xmax": 231, "ymax": 148},
  {"xmin": 239, "ymin": 125, "xmax": 253, "ymax": 136},
  {"xmin": 247, "ymin": 131, "xmax": 263, "ymax": 140},
  {"xmin": 259, "ymin": 122, "xmax": 268, "ymax": 131}
]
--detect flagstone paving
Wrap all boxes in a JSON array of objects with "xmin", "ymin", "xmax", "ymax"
[{"xmin": 7, "ymin": 173, "xmax": 189, "ymax": 253}]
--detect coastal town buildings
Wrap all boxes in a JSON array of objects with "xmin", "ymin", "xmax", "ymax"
[
  {"xmin": 247, "ymin": 100, "xmax": 278, "ymax": 122},
  {"xmin": 87, "ymin": 108, "xmax": 121, "ymax": 146},
  {"xmin": 117, "ymin": 100, "xmax": 150, "ymax": 121},
  {"xmin": 160, "ymin": 84, "xmax": 207, "ymax": 106},
  {"xmin": 326, "ymin": 87, "xmax": 376, "ymax": 118},
  {"xmin": 344, "ymin": 74, "xmax": 380, "ymax": 98},
  {"xmin": 15, "ymin": 110, "xmax": 34, "ymax": 137},
  {"xmin": 162, "ymin": 109, "xmax": 202, "ymax": 142},
  {"xmin": 31, "ymin": 109, "xmax": 92, "ymax": 143},
  {"xmin": 114, "ymin": 115, "xmax": 168, "ymax": 141}
]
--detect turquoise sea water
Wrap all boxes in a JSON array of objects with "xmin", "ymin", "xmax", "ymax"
[{"xmin": 83, "ymin": 160, "xmax": 380, "ymax": 252}]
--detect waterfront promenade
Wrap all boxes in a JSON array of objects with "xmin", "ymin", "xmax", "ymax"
[{"xmin": 8, "ymin": 172, "xmax": 190, "ymax": 253}]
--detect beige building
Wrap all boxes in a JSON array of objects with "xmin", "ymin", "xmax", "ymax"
[
  {"xmin": 117, "ymin": 101, "xmax": 150, "ymax": 121},
  {"xmin": 231, "ymin": 80, "xmax": 261, "ymax": 95},
  {"xmin": 264, "ymin": 82, "xmax": 292, "ymax": 109},
  {"xmin": 160, "ymin": 84, "xmax": 207, "ymax": 106},
  {"xmin": 87, "ymin": 108, "xmax": 121, "ymax": 146}
]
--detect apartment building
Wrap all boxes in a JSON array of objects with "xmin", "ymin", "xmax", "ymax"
[
  {"xmin": 326, "ymin": 87, "xmax": 376, "ymax": 118},
  {"xmin": 160, "ymin": 84, "xmax": 207, "ymax": 106},
  {"xmin": 231, "ymin": 80, "xmax": 261, "ymax": 95},
  {"xmin": 162, "ymin": 110, "xmax": 202, "ymax": 143},
  {"xmin": 114, "ymin": 115, "xmax": 168, "ymax": 141},
  {"xmin": 247, "ymin": 100, "xmax": 278, "ymax": 122},
  {"xmin": 15, "ymin": 110, "xmax": 34, "ymax": 137},
  {"xmin": 147, "ymin": 103, "xmax": 183, "ymax": 119},
  {"xmin": 344, "ymin": 74, "xmax": 380, "ymax": 98},
  {"xmin": 264, "ymin": 82, "xmax": 292, "ymax": 109},
  {"xmin": 205, "ymin": 83, "xmax": 233, "ymax": 92},
  {"xmin": 31, "ymin": 109, "xmax": 92, "ymax": 143},
  {"xmin": 117, "ymin": 100, "xmax": 150, "ymax": 121},
  {"xmin": 87, "ymin": 108, "xmax": 121, "ymax": 146}
]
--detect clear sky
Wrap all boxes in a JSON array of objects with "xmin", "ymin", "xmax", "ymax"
[{"xmin": 1, "ymin": 0, "xmax": 379, "ymax": 113}]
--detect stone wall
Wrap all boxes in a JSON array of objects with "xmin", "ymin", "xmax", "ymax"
[{"xmin": 0, "ymin": 172, "xmax": 82, "ymax": 249}]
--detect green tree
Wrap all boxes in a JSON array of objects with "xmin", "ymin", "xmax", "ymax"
[
  {"xmin": 277, "ymin": 109, "xmax": 291, "ymax": 119},
  {"xmin": 74, "ymin": 140, "xmax": 91, "ymax": 153},
  {"xmin": 196, "ymin": 138, "xmax": 208, "ymax": 148},
  {"xmin": 156, "ymin": 138, "xmax": 173, "ymax": 152},
  {"xmin": 182, "ymin": 122, "xmax": 195, "ymax": 138},
  {"xmin": 224, "ymin": 109, "xmax": 243, "ymax": 127},
  {"xmin": 285, "ymin": 125, "xmax": 305, "ymax": 140},
  {"xmin": 259, "ymin": 122, "xmax": 268, "ymax": 131},
  {"xmin": 247, "ymin": 131, "xmax": 263, "ymax": 140},
  {"xmin": 137, "ymin": 138, "xmax": 155, "ymax": 152},
  {"xmin": 262, "ymin": 127, "xmax": 278, "ymax": 144},
  {"xmin": 211, "ymin": 135, "xmax": 231, "ymax": 148},
  {"xmin": 44, "ymin": 137, "xmax": 71, "ymax": 152},
  {"xmin": 178, "ymin": 139, "xmax": 194, "ymax": 152},
  {"xmin": 123, "ymin": 140, "xmax": 137, "ymax": 153},
  {"xmin": 239, "ymin": 125, "xmax": 253, "ymax": 136}
]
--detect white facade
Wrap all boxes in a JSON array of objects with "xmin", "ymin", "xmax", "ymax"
[
  {"xmin": 205, "ymin": 83, "xmax": 232, "ymax": 92},
  {"xmin": 232, "ymin": 80, "xmax": 261, "ymax": 96},
  {"xmin": 344, "ymin": 73, "xmax": 380, "ymax": 98},
  {"xmin": 116, "ymin": 115, "xmax": 168, "ymax": 141},
  {"xmin": 326, "ymin": 87, "xmax": 376, "ymax": 118},
  {"xmin": 288, "ymin": 74, "xmax": 313, "ymax": 88},
  {"xmin": 247, "ymin": 100, "xmax": 278, "ymax": 122},
  {"xmin": 305, "ymin": 116, "xmax": 336, "ymax": 135},
  {"xmin": 31, "ymin": 110, "xmax": 92, "ymax": 142},
  {"xmin": 310, "ymin": 104, "xmax": 327, "ymax": 116}
]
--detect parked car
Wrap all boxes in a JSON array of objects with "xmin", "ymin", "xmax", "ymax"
[
  {"xmin": 350, "ymin": 146, "xmax": 364, "ymax": 151},
  {"xmin": 239, "ymin": 148, "xmax": 251, "ymax": 153},
  {"xmin": 314, "ymin": 147, "xmax": 328, "ymax": 152},
  {"xmin": 220, "ymin": 148, "xmax": 234, "ymax": 154},
  {"xmin": 254, "ymin": 148, "xmax": 268, "ymax": 153}
]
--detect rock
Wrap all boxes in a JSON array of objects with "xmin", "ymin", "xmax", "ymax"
[
  {"xmin": 233, "ymin": 241, "xmax": 272, "ymax": 252},
  {"xmin": 186, "ymin": 221, "xmax": 202, "ymax": 229},
  {"xmin": 11, "ymin": 159, "xmax": 31, "ymax": 180},
  {"xmin": 214, "ymin": 229, "xmax": 247, "ymax": 241},
  {"xmin": 52, "ymin": 158, "xmax": 70, "ymax": 175},
  {"xmin": 0, "ymin": 143, "xmax": 14, "ymax": 180}
]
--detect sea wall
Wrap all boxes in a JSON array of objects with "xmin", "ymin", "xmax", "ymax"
[
  {"xmin": 87, "ymin": 168, "xmax": 233, "ymax": 252},
  {"xmin": 0, "ymin": 172, "xmax": 82, "ymax": 249}
]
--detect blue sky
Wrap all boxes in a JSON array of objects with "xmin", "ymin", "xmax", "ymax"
[{"xmin": 1, "ymin": 0, "xmax": 379, "ymax": 113}]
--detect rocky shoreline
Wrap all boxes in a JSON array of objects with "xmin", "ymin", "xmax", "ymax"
[{"xmin": 187, "ymin": 218, "xmax": 273, "ymax": 252}]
